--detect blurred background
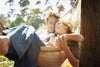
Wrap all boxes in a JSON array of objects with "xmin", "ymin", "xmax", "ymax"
[{"xmin": 0, "ymin": 0, "xmax": 76, "ymax": 30}]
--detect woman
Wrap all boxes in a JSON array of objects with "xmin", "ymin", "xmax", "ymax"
[
  {"xmin": 46, "ymin": 20, "xmax": 84, "ymax": 67},
  {"xmin": 46, "ymin": 20, "xmax": 84, "ymax": 47}
]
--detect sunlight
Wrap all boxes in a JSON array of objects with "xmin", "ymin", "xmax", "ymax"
[{"xmin": 0, "ymin": 0, "xmax": 72, "ymax": 21}]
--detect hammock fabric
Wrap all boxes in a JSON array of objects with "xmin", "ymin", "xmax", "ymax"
[{"xmin": 37, "ymin": 46, "xmax": 66, "ymax": 67}]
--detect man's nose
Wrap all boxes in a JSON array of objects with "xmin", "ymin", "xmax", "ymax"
[{"xmin": 53, "ymin": 25, "xmax": 55, "ymax": 29}]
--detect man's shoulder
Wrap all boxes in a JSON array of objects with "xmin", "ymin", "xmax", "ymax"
[
  {"xmin": 36, "ymin": 30, "xmax": 50, "ymax": 42},
  {"xmin": 36, "ymin": 30, "xmax": 47, "ymax": 39}
]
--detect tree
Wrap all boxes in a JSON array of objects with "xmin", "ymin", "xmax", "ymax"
[
  {"xmin": 10, "ymin": 16, "xmax": 25, "ymax": 27},
  {"xmin": 0, "ymin": 14, "xmax": 9, "ymax": 28},
  {"xmin": 0, "ymin": 14, "xmax": 7, "ymax": 23},
  {"xmin": 5, "ymin": 0, "xmax": 76, "ymax": 18},
  {"xmin": 26, "ymin": 8, "xmax": 44, "ymax": 30},
  {"xmin": 80, "ymin": 0, "xmax": 100, "ymax": 67},
  {"xmin": 70, "ymin": 0, "xmax": 76, "ymax": 6}
]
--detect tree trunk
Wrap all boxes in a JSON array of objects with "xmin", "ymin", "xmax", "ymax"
[{"xmin": 80, "ymin": 0, "xmax": 100, "ymax": 67}]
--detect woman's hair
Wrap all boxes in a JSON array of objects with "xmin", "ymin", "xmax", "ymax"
[
  {"xmin": 45, "ymin": 12, "xmax": 60, "ymax": 22},
  {"xmin": 60, "ymin": 20, "xmax": 73, "ymax": 33}
]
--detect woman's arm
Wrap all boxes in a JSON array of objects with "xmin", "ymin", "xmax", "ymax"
[
  {"xmin": 56, "ymin": 36, "xmax": 79, "ymax": 67},
  {"xmin": 62, "ymin": 33, "xmax": 84, "ymax": 42}
]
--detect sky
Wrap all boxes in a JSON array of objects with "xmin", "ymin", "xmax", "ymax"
[
  {"xmin": 0, "ymin": 0, "xmax": 10, "ymax": 15},
  {"xmin": 0, "ymin": 0, "xmax": 72, "ymax": 21}
]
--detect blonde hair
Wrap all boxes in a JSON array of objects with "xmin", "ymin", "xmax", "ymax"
[
  {"xmin": 59, "ymin": 20, "xmax": 73, "ymax": 33},
  {"xmin": 45, "ymin": 12, "xmax": 60, "ymax": 22}
]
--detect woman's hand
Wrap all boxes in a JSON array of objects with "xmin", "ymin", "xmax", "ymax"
[
  {"xmin": 55, "ymin": 35, "xmax": 68, "ymax": 49},
  {"xmin": 46, "ymin": 42, "xmax": 55, "ymax": 47}
]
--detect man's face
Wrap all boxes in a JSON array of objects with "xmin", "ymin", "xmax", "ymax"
[{"xmin": 46, "ymin": 16, "xmax": 57, "ymax": 33}]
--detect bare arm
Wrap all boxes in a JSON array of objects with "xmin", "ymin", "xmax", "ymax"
[
  {"xmin": 56, "ymin": 36, "xmax": 79, "ymax": 67},
  {"xmin": 62, "ymin": 33, "xmax": 84, "ymax": 42},
  {"xmin": 0, "ymin": 36, "xmax": 12, "ymax": 55},
  {"xmin": 61, "ymin": 44, "xmax": 79, "ymax": 67}
]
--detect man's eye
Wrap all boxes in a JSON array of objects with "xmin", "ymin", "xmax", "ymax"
[
  {"xmin": 55, "ymin": 21, "xmax": 57, "ymax": 23},
  {"xmin": 57, "ymin": 23, "xmax": 60, "ymax": 25},
  {"xmin": 55, "ymin": 20, "xmax": 57, "ymax": 22}
]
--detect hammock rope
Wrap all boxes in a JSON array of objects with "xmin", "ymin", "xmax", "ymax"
[{"xmin": 61, "ymin": 0, "xmax": 79, "ymax": 19}]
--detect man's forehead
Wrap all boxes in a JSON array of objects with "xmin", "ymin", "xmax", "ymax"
[
  {"xmin": 49, "ymin": 16, "xmax": 57, "ymax": 19},
  {"xmin": 48, "ymin": 17, "xmax": 58, "ymax": 22}
]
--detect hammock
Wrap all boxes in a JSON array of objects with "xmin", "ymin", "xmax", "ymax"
[
  {"xmin": 38, "ymin": 0, "xmax": 81, "ymax": 67},
  {"xmin": 61, "ymin": 0, "xmax": 81, "ymax": 33},
  {"xmin": 38, "ymin": 46, "xmax": 66, "ymax": 67}
]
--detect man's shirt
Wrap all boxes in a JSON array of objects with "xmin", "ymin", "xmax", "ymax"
[{"xmin": 36, "ymin": 30, "xmax": 55, "ymax": 43}]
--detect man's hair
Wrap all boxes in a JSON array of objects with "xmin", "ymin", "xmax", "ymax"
[{"xmin": 45, "ymin": 12, "xmax": 60, "ymax": 22}]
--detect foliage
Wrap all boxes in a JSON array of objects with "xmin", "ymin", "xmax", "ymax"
[
  {"xmin": 0, "ymin": 56, "xmax": 14, "ymax": 67},
  {"xmin": 5, "ymin": 0, "xmax": 76, "ymax": 18},
  {"xmin": 10, "ymin": 16, "xmax": 25, "ymax": 27},
  {"xmin": 19, "ymin": 0, "xmax": 30, "ymax": 7},
  {"xmin": 26, "ymin": 16, "xmax": 44, "ymax": 30},
  {"xmin": 37, "ymin": 23, "xmax": 46, "ymax": 31},
  {"xmin": 26, "ymin": 8, "xmax": 44, "ymax": 30},
  {"xmin": 70, "ymin": 0, "xmax": 76, "ymax": 6},
  {"xmin": 0, "ymin": 8, "xmax": 44, "ymax": 30},
  {"xmin": 0, "ymin": 14, "xmax": 11, "ymax": 27},
  {"xmin": 0, "ymin": 14, "xmax": 7, "ymax": 23}
]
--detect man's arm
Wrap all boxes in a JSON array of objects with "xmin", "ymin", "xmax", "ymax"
[
  {"xmin": 62, "ymin": 33, "xmax": 84, "ymax": 42},
  {"xmin": 0, "ymin": 36, "xmax": 12, "ymax": 55}
]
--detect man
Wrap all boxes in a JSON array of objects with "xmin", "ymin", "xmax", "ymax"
[
  {"xmin": 0, "ymin": 25, "xmax": 45, "ymax": 67},
  {"xmin": 38, "ymin": 12, "xmax": 60, "ymax": 43},
  {"xmin": 45, "ymin": 12, "xmax": 60, "ymax": 33}
]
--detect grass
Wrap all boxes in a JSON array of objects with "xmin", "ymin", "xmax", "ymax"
[{"xmin": 0, "ymin": 56, "xmax": 14, "ymax": 67}]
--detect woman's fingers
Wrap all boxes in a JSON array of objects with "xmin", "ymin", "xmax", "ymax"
[
  {"xmin": 56, "ymin": 36, "xmax": 65, "ymax": 48},
  {"xmin": 46, "ymin": 42, "xmax": 55, "ymax": 47},
  {"xmin": 55, "ymin": 42, "xmax": 59, "ymax": 47},
  {"xmin": 62, "ymin": 35, "xmax": 66, "ymax": 42},
  {"xmin": 56, "ymin": 37, "xmax": 61, "ymax": 45}
]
